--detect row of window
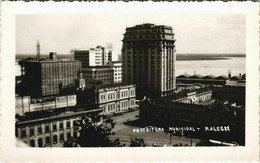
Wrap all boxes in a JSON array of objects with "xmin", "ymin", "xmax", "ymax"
[
  {"xmin": 29, "ymin": 131, "xmax": 78, "ymax": 147},
  {"xmin": 20, "ymin": 121, "xmax": 76, "ymax": 138},
  {"xmin": 107, "ymin": 104, "xmax": 116, "ymax": 112}
]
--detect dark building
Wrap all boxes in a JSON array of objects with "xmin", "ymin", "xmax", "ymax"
[
  {"xmin": 139, "ymin": 87, "xmax": 245, "ymax": 145},
  {"xmin": 74, "ymin": 50, "xmax": 90, "ymax": 68},
  {"xmin": 122, "ymin": 23, "xmax": 176, "ymax": 98},
  {"xmin": 19, "ymin": 55, "xmax": 81, "ymax": 98},
  {"xmin": 176, "ymin": 74, "xmax": 227, "ymax": 86}
]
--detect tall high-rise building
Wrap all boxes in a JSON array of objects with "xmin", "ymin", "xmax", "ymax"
[
  {"xmin": 122, "ymin": 23, "xmax": 176, "ymax": 98},
  {"xmin": 19, "ymin": 53, "xmax": 81, "ymax": 98}
]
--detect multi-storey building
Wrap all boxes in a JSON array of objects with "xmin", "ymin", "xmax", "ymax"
[
  {"xmin": 15, "ymin": 95, "xmax": 77, "ymax": 116},
  {"xmin": 16, "ymin": 108, "xmax": 101, "ymax": 147},
  {"xmin": 18, "ymin": 54, "xmax": 81, "ymax": 98},
  {"xmin": 139, "ymin": 87, "xmax": 245, "ymax": 145},
  {"xmin": 81, "ymin": 66, "xmax": 114, "ymax": 84},
  {"xmin": 77, "ymin": 83, "xmax": 136, "ymax": 115},
  {"xmin": 122, "ymin": 23, "xmax": 176, "ymax": 98},
  {"xmin": 74, "ymin": 46, "xmax": 109, "ymax": 68},
  {"xmin": 108, "ymin": 61, "xmax": 122, "ymax": 83}
]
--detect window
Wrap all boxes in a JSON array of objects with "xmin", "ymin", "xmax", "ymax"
[
  {"xmin": 59, "ymin": 122, "xmax": 63, "ymax": 130},
  {"xmin": 60, "ymin": 134, "xmax": 64, "ymax": 143},
  {"xmin": 38, "ymin": 138, "xmax": 43, "ymax": 147},
  {"xmin": 37, "ymin": 126, "xmax": 42, "ymax": 135},
  {"xmin": 53, "ymin": 135, "xmax": 57, "ymax": 144},
  {"xmin": 30, "ymin": 140, "xmax": 35, "ymax": 147},
  {"xmin": 66, "ymin": 121, "xmax": 71, "ymax": 129},
  {"xmin": 67, "ymin": 132, "xmax": 71, "ymax": 139},
  {"xmin": 73, "ymin": 131, "xmax": 77, "ymax": 138},
  {"xmin": 21, "ymin": 129, "xmax": 26, "ymax": 138},
  {"xmin": 73, "ymin": 120, "xmax": 77, "ymax": 127},
  {"xmin": 45, "ymin": 125, "xmax": 50, "ymax": 133},
  {"xmin": 45, "ymin": 136, "xmax": 50, "ymax": 144},
  {"xmin": 53, "ymin": 123, "xmax": 57, "ymax": 132},
  {"xmin": 30, "ymin": 128, "xmax": 34, "ymax": 137}
]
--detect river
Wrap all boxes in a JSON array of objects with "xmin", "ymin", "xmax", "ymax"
[{"xmin": 16, "ymin": 57, "xmax": 245, "ymax": 77}]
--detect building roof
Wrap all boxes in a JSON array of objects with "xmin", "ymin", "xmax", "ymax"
[
  {"xmin": 176, "ymin": 74, "xmax": 191, "ymax": 78},
  {"xmin": 155, "ymin": 87, "xmax": 212, "ymax": 101},
  {"xmin": 202, "ymin": 75, "xmax": 216, "ymax": 79},
  {"xmin": 19, "ymin": 57, "xmax": 78, "ymax": 63},
  {"xmin": 190, "ymin": 74, "xmax": 203, "ymax": 79},
  {"xmin": 230, "ymin": 76, "xmax": 240, "ymax": 80},
  {"xmin": 110, "ymin": 61, "xmax": 122, "ymax": 64},
  {"xmin": 82, "ymin": 65, "xmax": 112, "ymax": 69},
  {"xmin": 215, "ymin": 75, "xmax": 229, "ymax": 80},
  {"xmin": 225, "ymin": 80, "xmax": 246, "ymax": 87},
  {"xmin": 16, "ymin": 105, "xmax": 101, "ymax": 124},
  {"xmin": 92, "ymin": 83, "xmax": 134, "ymax": 89}
]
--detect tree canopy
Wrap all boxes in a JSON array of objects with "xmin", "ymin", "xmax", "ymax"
[{"xmin": 64, "ymin": 111, "xmax": 123, "ymax": 147}]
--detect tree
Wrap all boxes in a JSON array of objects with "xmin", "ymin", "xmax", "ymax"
[
  {"xmin": 129, "ymin": 137, "xmax": 146, "ymax": 147},
  {"xmin": 64, "ymin": 111, "xmax": 123, "ymax": 147}
]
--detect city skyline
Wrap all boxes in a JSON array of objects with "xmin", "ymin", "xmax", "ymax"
[{"xmin": 16, "ymin": 14, "xmax": 245, "ymax": 56}]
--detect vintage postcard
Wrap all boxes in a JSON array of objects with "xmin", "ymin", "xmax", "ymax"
[{"xmin": 0, "ymin": 1, "xmax": 259, "ymax": 162}]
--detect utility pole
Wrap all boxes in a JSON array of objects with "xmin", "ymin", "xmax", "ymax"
[{"xmin": 37, "ymin": 40, "xmax": 40, "ymax": 61}]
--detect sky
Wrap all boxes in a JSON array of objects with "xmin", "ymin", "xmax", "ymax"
[{"xmin": 16, "ymin": 14, "xmax": 245, "ymax": 56}]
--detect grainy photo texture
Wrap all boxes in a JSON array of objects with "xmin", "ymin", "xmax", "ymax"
[{"xmin": 15, "ymin": 14, "xmax": 245, "ymax": 147}]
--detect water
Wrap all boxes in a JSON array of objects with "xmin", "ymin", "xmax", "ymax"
[
  {"xmin": 175, "ymin": 57, "xmax": 245, "ymax": 76},
  {"xmin": 16, "ymin": 57, "xmax": 245, "ymax": 77}
]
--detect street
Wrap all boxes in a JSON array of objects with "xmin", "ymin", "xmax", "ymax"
[{"xmin": 109, "ymin": 110, "xmax": 202, "ymax": 147}]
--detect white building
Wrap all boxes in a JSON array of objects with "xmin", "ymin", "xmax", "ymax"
[
  {"xmin": 109, "ymin": 61, "xmax": 122, "ymax": 83},
  {"xmin": 74, "ymin": 46, "xmax": 109, "ymax": 67},
  {"xmin": 78, "ymin": 83, "xmax": 136, "ymax": 115}
]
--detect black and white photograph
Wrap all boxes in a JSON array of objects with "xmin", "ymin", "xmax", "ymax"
[
  {"xmin": 15, "ymin": 13, "xmax": 246, "ymax": 147},
  {"xmin": 1, "ymin": 1, "xmax": 259, "ymax": 161}
]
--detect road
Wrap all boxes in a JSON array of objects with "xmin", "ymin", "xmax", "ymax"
[{"xmin": 109, "ymin": 110, "xmax": 201, "ymax": 147}]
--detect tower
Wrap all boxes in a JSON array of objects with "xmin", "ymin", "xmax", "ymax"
[{"xmin": 122, "ymin": 23, "xmax": 176, "ymax": 98}]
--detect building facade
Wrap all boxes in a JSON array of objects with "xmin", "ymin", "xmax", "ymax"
[
  {"xmin": 19, "ymin": 57, "xmax": 81, "ymax": 98},
  {"xmin": 139, "ymin": 98, "xmax": 245, "ymax": 145},
  {"xmin": 81, "ymin": 66, "xmax": 114, "ymax": 84},
  {"xmin": 16, "ymin": 95, "xmax": 77, "ymax": 116},
  {"xmin": 16, "ymin": 109, "xmax": 101, "ymax": 147},
  {"xmin": 122, "ymin": 23, "xmax": 176, "ymax": 98},
  {"xmin": 77, "ymin": 83, "xmax": 136, "ymax": 115},
  {"xmin": 74, "ymin": 46, "xmax": 109, "ymax": 68},
  {"xmin": 108, "ymin": 61, "xmax": 122, "ymax": 83}
]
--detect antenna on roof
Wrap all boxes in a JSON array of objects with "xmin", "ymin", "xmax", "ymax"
[
  {"xmin": 228, "ymin": 69, "xmax": 231, "ymax": 78},
  {"xmin": 36, "ymin": 40, "xmax": 40, "ymax": 61}
]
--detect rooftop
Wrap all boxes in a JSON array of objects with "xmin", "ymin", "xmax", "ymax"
[
  {"xmin": 16, "ymin": 104, "xmax": 100, "ymax": 124},
  {"xmin": 92, "ymin": 82, "xmax": 135, "ymax": 89},
  {"xmin": 155, "ymin": 87, "xmax": 212, "ymax": 101}
]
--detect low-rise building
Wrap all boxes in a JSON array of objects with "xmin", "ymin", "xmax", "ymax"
[
  {"xmin": 77, "ymin": 83, "xmax": 136, "ymax": 115},
  {"xmin": 158, "ymin": 87, "xmax": 214, "ymax": 105},
  {"xmin": 16, "ymin": 107, "xmax": 101, "ymax": 147},
  {"xmin": 15, "ymin": 95, "xmax": 77, "ymax": 116},
  {"xmin": 139, "ymin": 87, "xmax": 245, "ymax": 145}
]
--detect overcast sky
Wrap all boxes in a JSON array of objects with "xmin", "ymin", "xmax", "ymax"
[{"xmin": 16, "ymin": 14, "xmax": 245, "ymax": 56}]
